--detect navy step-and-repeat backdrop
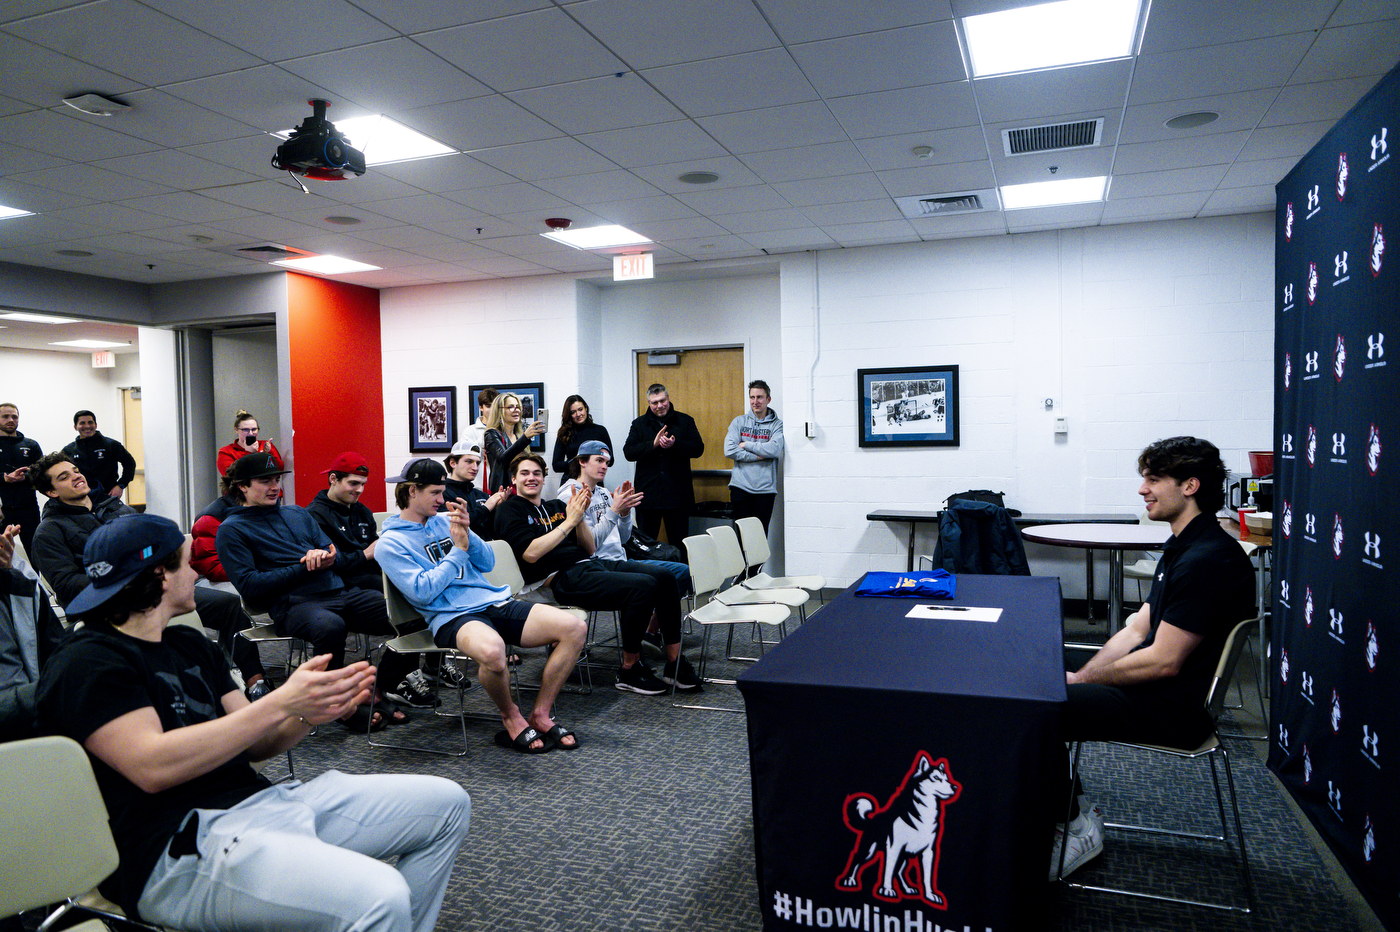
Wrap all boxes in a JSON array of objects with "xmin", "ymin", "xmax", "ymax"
[{"xmin": 1271, "ymin": 62, "xmax": 1398, "ymax": 930}]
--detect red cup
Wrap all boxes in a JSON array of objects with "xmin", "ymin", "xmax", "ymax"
[{"xmin": 1238, "ymin": 507, "xmax": 1256, "ymax": 538}]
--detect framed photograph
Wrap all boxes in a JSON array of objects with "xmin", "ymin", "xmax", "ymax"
[
  {"xmin": 408, "ymin": 386, "xmax": 457, "ymax": 454},
  {"xmin": 857, "ymin": 365, "xmax": 960, "ymax": 448},
  {"xmin": 468, "ymin": 382, "xmax": 547, "ymax": 451}
]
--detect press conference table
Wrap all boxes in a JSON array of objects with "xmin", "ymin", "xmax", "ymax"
[
  {"xmin": 866, "ymin": 509, "xmax": 1138, "ymax": 572},
  {"xmin": 737, "ymin": 574, "xmax": 1065, "ymax": 932}
]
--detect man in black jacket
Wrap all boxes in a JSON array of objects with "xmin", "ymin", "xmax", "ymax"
[
  {"xmin": 62, "ymin": 409, "xmax": 137, "ymax": 501},
  {"xmin": 0, "ymin": 403, "xmax": 44, "ymax": 554},
  {"xmin": 27, "ymin": 452, "xmax": 270, "ymax": 700},
  {"xmin": 622, "ymin": 383, "xmax": 705, "ymax": 546},
  {"xmin": 441, "ymin": 441, "xmax": 503, "ymax": 539},
  {"xmin": 306, "ymin": 452, "xmax": 382, "ymax": 591},
  {"xmin": 0, "ymin": 518, "xmax": 64, "ymax": 741}
]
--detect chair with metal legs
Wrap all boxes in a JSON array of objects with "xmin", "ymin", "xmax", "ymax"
[
  {"xmin": 1056, "ymin": 616, "xmax": 1260, "ymax": 913},
  {"xmin": 483, "ymin": 539, "xmax": 593, "ymax": 697},
  {"xmin": 733, "ymin": 516, "xmax": 826, "ymax": 604},
  {"xmin": 706, "ymin": 524, "xmax": 808, "ymax": 661}
]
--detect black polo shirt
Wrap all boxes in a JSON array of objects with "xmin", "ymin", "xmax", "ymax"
[{"xmin": 1134, "ymin": 512, "xmax": 1256, "ymax": 707}]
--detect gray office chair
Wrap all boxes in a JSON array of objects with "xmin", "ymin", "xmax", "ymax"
[{"xmin": 1056, "ymin": 616, "xmax": 1259, "ymax": 913}]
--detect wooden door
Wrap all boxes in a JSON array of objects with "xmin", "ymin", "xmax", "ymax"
[
  {"xmin": 121, "ymin": 387, "xmax": 146, "ymax": 508},
  {"xmin": 635, "ymin": 346, "xmax": 744, "ymax": 505}
]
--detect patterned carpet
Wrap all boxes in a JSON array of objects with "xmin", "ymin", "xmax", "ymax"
[{"xmin": 264, "ymin": 609, "xmax": 1374, "ymax": 932}]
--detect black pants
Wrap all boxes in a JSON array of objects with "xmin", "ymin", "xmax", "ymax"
[
  {"xmin": 194, "ymin": 586, "xmax": 265, "ymax": 681},
  {"xmin": 729, "ymin": 487, "xmax": 776, "ymax": 535},
  {"xmin": 5, "ymin": 503, "xmax": 40, "ymax": 559},
  {"xmin": 273, "ymin": 588, "xmax": 414, "ymax": 686},
  {"xmin": 636, "ymin": 506, "xmax": 689, "ymax": 547},
  {"xmin": 550, "ymin": 560, "xmax": 680, "ymax": 654}
]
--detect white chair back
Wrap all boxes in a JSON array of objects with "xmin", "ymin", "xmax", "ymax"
[
  {"xmin": 485, "ymin": 539, "xmax": 526, "ymax": 594},
  {"xmin": 683, "ymin": 535, "xmax": 724, "ymax": 598},
  {"xmin": 382, "ymin": 574, "xmax": 427, "ymax": 634},
  {"xmin": 373, "ymin": 511, "xmax": 391, "ymax": 533},
  {"xmin": 707, "ymin": 524, "xmax": 748, "ymax": 582},
  {"xmin": 734, "ymin": 516, "xmax": 771, "ymax": 567}
]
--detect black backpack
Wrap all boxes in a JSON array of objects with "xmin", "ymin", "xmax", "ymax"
[{"xmin": 946, "ymin": 489, "xmax": 1022, "ymax": 517}]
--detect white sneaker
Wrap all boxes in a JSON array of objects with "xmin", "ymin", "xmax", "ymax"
[{"xmin": 1049, "ymin": 811, "xmax": 1104, "ymax": 880}]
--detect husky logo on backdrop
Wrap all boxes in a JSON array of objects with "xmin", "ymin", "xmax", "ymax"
[
  {"xmin": 1300, "ymin": 671, "xmax": 1314, "ymax": 702},
  {"xmin": 1308, "ymin": 262, "xmax": 1319, "ymax": 304},
  {"xmin": 1303, "ymin": 745, "xmax": 1313, "ymax": 783},
  {"xmin": 1368, "ymin": 424, "xmax": 1381, "ymax": 474},
  {"xmin": 1307, "ymin": 184, "xmax": 1320, "ymax": 216},
  {"xmin": 1372, "ymin": 127, "xmax": 1389, "ymax": 167},
  {"xmin": 1334, "ymin": 335, "xmax": 1346, "ymax": 380},
  {"xmin": 1333, "ymin": 514, "xmax": 1344, "ymax": 558},
  {"xmin": 1362, "ymin": 725, "xmax": 1380, "ymax": 762},
  {"xmin": 1367, "ymin": 621, "xmax": 1379, "ymax": 670},
  {"xmin": 1328, "ymin": 780, "xmax": 1343, "ymax": 817},
  {"xmin": 837, "ymin": 751, "xmax": 961, "ymax": 909},
  {"xmin": 1337, "ymin": 152, "xmax": 1349, "ymax": 200},
  {"xmin": 1375, "ymin": 224, "xmax": 1386, "ymax": 276},
  {"xmin": 1329, "ymin": 608, "xmax": 1344, "ymax": 639},
  {"xmin": 1334, "ymin": 251, "xmax": 1349, "ymax": 283},
  {"xmin": 1282, "ymin": 502, "xmax": 1292, "ymax": 538},
  {"xmin": 1284, "ymin": 354, "xmax": 1293, "ymax": 389},
  {"xmin": 1332, "ymin": 688, "xmax": 1342, "ymax": 733},
  {"xmin": 1364, "ymin": 815, "xmax": 1375, "ymax": 862},
  {"xmin": 1306, "ymin": 426, "xmax": 1318, "ymax": 466},
  {"xmin": 1304, "ymin": 586, "xmax": 1315, "ymax": 626},
  {"xmin": 1285, "ymin": 202, "xmax": 1295, "ymax": 239},
  {"xmin": 1280, "ymin": 647, "xmax": 1291, "ymax": 684}
]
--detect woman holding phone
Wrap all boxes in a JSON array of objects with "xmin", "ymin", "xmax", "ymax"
[
  {"xmin": 216, "ymin": 409, "xmax": 283, "ymax": 477},
  {"xmin": 482, "ymin": 393, "xmax": 546, "ymax": 493}
]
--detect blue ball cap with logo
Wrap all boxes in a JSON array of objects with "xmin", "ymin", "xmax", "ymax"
[
  {"xmin": 68, "ymin": 513, "xmax": 186, "ymax": 616},
  {"xmin": 576, "ymin": 440, "xmax": 612, "ymax": 462}
]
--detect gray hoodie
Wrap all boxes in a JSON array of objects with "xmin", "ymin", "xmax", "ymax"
[{"xmin": 724, "ymin": 408, "xmax": 783, "ymax": 495}]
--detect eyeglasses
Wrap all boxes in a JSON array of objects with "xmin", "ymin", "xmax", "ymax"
[{"xmin": 505, "ymin": 404, "xmax": 521, "ymax": 411}]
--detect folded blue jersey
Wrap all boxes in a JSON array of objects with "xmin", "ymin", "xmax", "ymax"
[{"xmin": 853, "ymin": 570, "xmax": 957, "ymax": 599}]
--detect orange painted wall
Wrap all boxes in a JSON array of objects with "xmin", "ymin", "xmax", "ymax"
[{"xmin": 286, "ymin": 272, "xmax": 386, "ymax": 511}]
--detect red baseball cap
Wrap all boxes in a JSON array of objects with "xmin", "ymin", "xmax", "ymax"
[{"xmin": 322, "ymin": 451, "xmax": 370, "ymax": 476}]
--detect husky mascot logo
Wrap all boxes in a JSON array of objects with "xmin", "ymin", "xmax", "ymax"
[
  {"xmin": 1368, "ymin": 424, "xmax": 1381, "ymax": 475},
  {"xmin": 1280, "ymin": 647, "xmax": 1290, "ymax": 684},
  {"xmin": 1285, "ymin": 202, "xmax": 1295, "ymax": 240},
  {"xmin": 1304, "ymin": 586, "xmax": 1314, "ymax": 627},
  {"xmin": 837, "ymin": 752, "xmax": 961, "ymax": 908},
  {"xmin": 1375, "ymin": 223, "xmax": 1386, "ymax": 277},
  {"xmin": 1364, "ymin": 815, "xmax": 1375, "ymax": 862},
  {"xmin": 1282, "ymin": 501, "xmax": 1293, "ymax": 538},
  {"xmin": 1306, "ymin": 425, "xmax": 1317, "ymax": 466},
  {"xmin": 1367, "ymin": 621, "xmax": 1379, "ymax": 671},
  {"xmin": 1332, "ymin": 688, "xmax": 1342, "ymax": 733},
  {"xmin": 1337, "ymin": 152, "xmax": 1349, "ymax": 200},
  {"xmin": 1333, "ymin": 514, "xmax": 1344, "ymax": 559},
  {"xmin": 1284, "ymin": 353, "xmax": 1292, "ymax": 389},
  {"xmin": 1307, "ymin": 261, "xmax": 1319, "ymax": 304},
  {"xmin": 1303, "ymin": 745, "xmax": 1312, "ymax": 784},
  {"xmin": 1335, "ymin": 335, "xmax": 1346, "ymax": 381}
]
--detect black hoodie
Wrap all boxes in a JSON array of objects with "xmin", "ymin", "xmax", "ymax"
[{"xmin": 305, "ymin": 490, "xmax": 381, "ymax": 591}]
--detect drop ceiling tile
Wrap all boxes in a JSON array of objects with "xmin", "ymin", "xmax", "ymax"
[
  {"xmin": 629, "ymin": 156, "xmax": 763, "ymax": 193},
  {"xmin": 0, "ymin": 110, "xmax": 160, "ymax": 161},
  {"xmin": 41, "ymin": 202, "xmax": 181, "ymax": 233},
  {"xmin": 340, "ymin": 0, "xmax": 551, "ymax": 34},
  {"xmin": 417, "ymin": 9, "xmax": 626, "ymax": 92},
  {"xmin": 466, "ymin": 233, "xmax": 579, "ymax": 257},
  {"xmin": 993, "ymin": 148, "xmax": 1114, "ymax": 186},
  {"xmin": 0, "ymin": 211, "xmax": 111, "ymax": 243},
  {"xmin": 138, "ymin": 0, "xmax": 397, "ymax": 61},
  {"xmin": 458, "ymin": 254, "xmax": 553, "ymax": 275},
  {"xmin": 643, "ymin": 49, "xmax": 818, "ymax": 119},
  {"xmin": 94, "ymin": 149, "xmax": 263, "ymax": 190},
  {"xmin": 578, "ymin": 121, "xmax": 728, "ymax": 168},
  {"xmin": 0, "ymin": 32, "xmax": 143, "ymax": 108},
  {"xmin": 6, "ymin": 0, "xmax": 261, "ymax": 86},
  {"xmin": 666, "ymin": 234, "xmax": 762, "ymax": 258},
  {"xmin": 407, "ymin": 240, "xmax": 511, "ymax": 263},
  {"xmin": 280, "ymin": 39, "xmax": 491, "ymax": 112},
  {"xmin": 697, "ymin": 102, "xmax": 847, "ymax": 154},
  {"xmin": 399, "ymin": 96, "xmax": 564, "ymax": 151},
  {"xmin": 1327, "ymin": 0, "xmax": 1400, "ymax": 27},
  {"xmin": 274, "ymin": 205, "xmax": 406, "ymax": 232},
  {"xmin": 1119, "ymin": 88, "xmax": 1277, "ymax": 144},
  {"xmin": 741, "ymin": 227, "xmax": 837, "ymax": 249},
  {"xmin": 270, "ymin": 232, "xmax": 372, "ymax": 254},
  {"xmin": 203, "ymin": 215, "xmax": 328, "ymax": 242},
  {"xmin": 428, "ymin": 217, "xmax": 533, "ymax": 239},
  {"xmin": 469, "ymin": 137, "xmax": 619, "ymax": 180},
  {"xmin": 357, "ymin": 194, "xmax": 484, "ymax": 225},
  {"xmin": 508, "ymin": 74, "xmax": 685, "ymax": 135},
  {"xmin": 740, "ymin": 142, "xmax": 871, "ymax": 184},
  {"xmin": 756, "ymin": 0, "xmax": 951, "ymax": 44},
  {"xmin": 8, "ymin": 163, "xmax": 174, "ymax": 202},
  {"xmin": 0, "ymin": 177, "xmax": 94, "ymax": 211},
  {"xmin": 73, "ymin": 231, "xmax": 191, "ymax": 255},
  {"xmin": 586, "ymin": 195, "xmax": 697, "ymax": 224},
  {"xmin": 1109, "ymin": 164, "xmax": 1228, "ymax": 198},
  {"xmin": 497, "ymin": 206, "xmax": 611, "ymax": 232},
  {"xmin": 876, "ymin": 161, "xmax": 996, "ymax": 197},
  {"xmin": 378, "ymin": 154, "xmax": 516, "ymax": 192},
  {"xmin": 70, "ymin": 90, "xmax": 259, "ymax": 149},
  {"xmin": 1202, "ymin": 185, "xmax": 1276, "ymax": 212},
  {"xmin": 336, "ymin": 246, "xmax": 424, "ymax": 266},
  {"xmin": 532, "ymin": 170, "xmax": 664, "ymax": 204},
  {"xmin": 1, "ymin": 0, "xmax": 107, "ymax": 23},
  {"xmin": 821, "ymin": 218, "xmax": 919, "ymax": 245},
  {"xmin": 1236, "ymin": 120, "xmax": 1337, "ymax": 161},
  {"xmin": 1293, "ymin": 19, "xmax": 1400, "ymax": 84},
  {"xmin": 163, "ymin": 67, "xmax": 348, "ymax": 132},
  {"xmin": 198, "ymin": 180, "xmax": 330, "ymax": 212},
  {"xmin": 712, "ymin": 208, "xmax": 811, "ymax": 233},
  {"xmin": 1260, "ymin": 77, "xmax": 1380, "ymax": 128},
  {"xmin": 1139, "ymin": 0, "xmax": 1336, "ymax": 55},
  {"xmin": 791, "ymin": 22, "xmax": 965, "ymax": 98},
  {"xmin": 139, "ymin": 224, "xmax": 255, "ymax": 248},
  {"xmin": 0, "ymin": 142, "xmax": 58, "ymax": 177},
  {"xmin": 1130, "ymin": 33, "xmax": 1315, "ymax": 106},
  {"xmin": 445, "ymin": 182, "xmax": 572, "ymax": 215},
  {"xmin": 342, "ymin": 226, "xmax": 457, "ymax": 249},
  {"xmin": 1112, "ymin": 130, "xmax": 1252, "ymax": 174},
  {"xmin": 976, "ymin": 59, "xmax": 1134, "ymax": 124},
  {"xmin": 909, "ymin": 211, "xmax": 1008, "ymax": 239},
  {"xmin": 309, "ymin": 171, "xmax": 430, "ymax": 204},
  {"xmin": 673, "ymin": 185, "xmax": 791, "ymax": 214},
  {"xmin": 119, "ymin": 191, "xmax": 261, "ymax": 223},
  {"xmin": 568, "ymin": 0, "xmax": 779, "ymax": 69},
  {"xmin": 801, "ymin": 198, "xmax": 902, "ymax": 224},
  {"xmin": 630, "ymin": 216, "xmax": 730, "ymax": 241},
  {"xmin": 1102, "ymin": 191, "xmax": 1210, "ymax": 220},
  {"xmin": 827, "ymin": 81, "xmax": 980, "ymax": 139},
  {"xmin": 1004, "ymin": 202, "xmax": 1104, "ymax": 231},
  {"xmin": 1220, "ymin": 157, "xmax": 1300, "ymax": 188},
  {"xmin": 533, "ymin": 251, "xmax": 614, "ymax": 272},
  {"xmin": 853, "ymin": 125, "xmax": 989, "ymax": 171},
  {"xmin": 773, "ymin": 173, "xmax": 890, "ymax": 207}
]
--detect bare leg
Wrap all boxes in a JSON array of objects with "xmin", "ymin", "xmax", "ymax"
[
  {"xmin": 452, "ymin": 620, "xmax": 540, "ymax": 750},
  {"xmin": 518, "ymin": 604, "xmax": 587, "ymax": 747}
]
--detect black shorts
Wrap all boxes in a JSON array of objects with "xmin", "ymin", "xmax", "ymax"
[{"xmin": 433, "ymin": 599, "xmax": 533, "ymax": 649}]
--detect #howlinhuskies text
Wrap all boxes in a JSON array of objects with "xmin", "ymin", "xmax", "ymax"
[{"xmin": 837, "ymin": 752, "xmax": 961, "ymax": 909}]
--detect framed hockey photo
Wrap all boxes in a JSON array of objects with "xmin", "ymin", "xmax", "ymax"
[
  {"xmin": 468, "ymin": 382, "xmax": 546, "ymax": 451},
  {"xmin": 408, "ymin": 386, "xmax": 457, "ymax": 454},
  {"xmin": 858, "ymin": 365, "xmax": 960, "ymax": 448}
]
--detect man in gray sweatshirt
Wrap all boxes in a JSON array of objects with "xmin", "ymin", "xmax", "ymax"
[{"xmin": 723, "ymin": 380, "xmax": 784, "ymax": 535}]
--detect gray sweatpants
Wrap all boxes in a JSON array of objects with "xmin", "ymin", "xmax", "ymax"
[{"xmin": 138, "ymin": 770, "xmax": 470, "ymax": 932}]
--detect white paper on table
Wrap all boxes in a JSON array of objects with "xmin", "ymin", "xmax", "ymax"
[{"xmin": 905, "ymin": 604, "xmax": 1003, "ymax": 623}]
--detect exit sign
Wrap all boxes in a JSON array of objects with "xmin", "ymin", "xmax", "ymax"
[{"xmin": 613, "ymin": 253, "xmax": 654, "ymax": 281}]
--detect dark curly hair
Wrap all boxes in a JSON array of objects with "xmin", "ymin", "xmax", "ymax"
[{"xmin": 1137, "ymin": 436, "xmax": 1229, "ymax": 515}]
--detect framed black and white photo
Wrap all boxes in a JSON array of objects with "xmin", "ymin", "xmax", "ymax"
[
  {"xmin": 857, "ymin": 365, "xmax": 960, "ymax": 448},
  {"xmin": 468, "ymin": 382, "xmax": 547, "ymax": 451},
  {"xmin": 408, "ymin": 386, "xmax": 457, "ymax": 454}
]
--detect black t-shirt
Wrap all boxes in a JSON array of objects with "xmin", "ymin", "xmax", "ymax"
[
  {"xmin": 36, "ymin": 624, "xmax": 270, "ymax": 918},
  {"xmin": 1133, "ymin": 512, "xmax": 1256, "ymax": 708},
  {"xmin": 494, "ymin": 496, "xmax": 587, "ymax": 584}
]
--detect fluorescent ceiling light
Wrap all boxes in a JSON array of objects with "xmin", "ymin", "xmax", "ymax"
[
  {"xmin": 542, "ymin": 225, "xmax": 653, "ymax": 250},
  {"xmin": 1000, "ymin": 176, "xmax": 1108, "ymax": 209},
  {"xmin": 964, "ymin": 0, "xmax": 1141, "ymax": 77},
  {"xmin": 274, "ymin": 115, "xmax": 454, "ymax": 166},
  {"xmin": 50, "ymin": 339, "xmax": 131, "ymax": 348},
  {"xmin": 272, "ymin": 255, "xmax": 382, "ymax": 274},
  {"xmin": 0, "ymin": 204, "xmax": 35, "ymax": 219},
  {"xmin": 0, "ymin": 311, "xmax": 79, "ymax": 324}
]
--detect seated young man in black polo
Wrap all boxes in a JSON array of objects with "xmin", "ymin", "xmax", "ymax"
[
  {"xmin": 494, "ymin": 452, "xmax": 700, "ymax": 695},
  {"xmin": 1052, "ymin": 435, "xmax": 1254, "ymax": 878},
  {"xmin": 36, "ymin": 512, "xmax": 470, "ymax": 932}
]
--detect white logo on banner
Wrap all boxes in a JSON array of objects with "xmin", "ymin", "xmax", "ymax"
[
  {"xmin": 1337, "ymin": 152, "xmax": 1349, "ymax": 200},
  {"xmin": 1280, "ymin": 579, "xmax": 1290, "ymax": 604},
  {"xmin": 1305, "ymin": 586, "xmax": 1316, "ymax": 623},
  {"xmin": 1335, "ymin": 335, "xmax": 1346, "ymax": 380},
  {"xmin": 1371, "ymin": 127, "xmax": 1389, "ymax": 169},
  {"xmin": 1333, "ymin": 433, "xmax": 1347, "ymax": 457},
  {"xmin": 1332, "ymin": 689, "xmax": 1343, "ymax": 733},
  {"xmin": 1282, "ymin": 433, "xmax": 1294, "ymax": 454},
  {"xmin": 1304, "ymin": 745, "xmax": 1313, "ymax": 783},
  {"xmin": 1333, "ymin": 514, "xmax": 1344, "ymax": 557},
  {"xmin": 1279, "ymin": 723, "xmax": 1290, "ymax": 751},
  {"xmin": 1307, "ymin": 426, "xmax": 1318, "ymax": 465},
  {"xmin": 1305, "ymin": 351, "xmax": 1320, "ymax": 374},
  {"xmin": 1368, "ymin": 424, "xmax": 1382, "ymax": 474},
  {"xmin": 1301, "ymin": 670, "xmax": 1314, "ymax": 702},
  {"xmin": 1335, "ymin": 251, "xmax": 1349, "ymax": 280},
  {"xmin": 1281, "ymin": 648, "xmax": 1291, "ymax": 683},
  {"xmin": 1364, "ymin": 816, "xmax": 1375, "ymax": 862},
  {"xmin": 1308, "ymin": 262, "xmax": 1319, "ymax": 304},
  {"xmin": 1374, "ymin": 223, "xmax": 1386, "ymax": 277},
  {"xmin": 1330, "ymin": 608, "xmax": 1344, "ymax": 639},
  {"xmin": 1307, "ymin": 184, "xmax": 1321, "ymax": 217},
  {"xmin": 1284, "ymin": 282, "xmax": 1294, "ymax": 307},
  {"xmin": 1286, "ymin": 202, "xmax": 1295, "ymax": 239},
  {"xmin": 1282, "ymin": 501, "xmax": 1294, "ymax": 537},
  {"xmin": 1363, "ymin": 532, "xmax": 1383, "ymax": 569},
  {"xmin": 1362, "ymin": 725, "xmax": 1380, "ymax": 767},
  {"xmin": 1367, "ymin": 621, "xmax": 1379, "ymax": 670},
  {"xmin": 1305, "ymin": 513, "xmax": 1317, "ymax": 539},
  {"xmin": 1329, "ymin": 779, "xmax": 1343, "ymax": 818},
  {"xmin": 1367, "ymin": 333, "xmax": 1386, "ymax": 368}
]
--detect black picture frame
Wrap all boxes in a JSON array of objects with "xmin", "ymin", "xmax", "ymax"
[
  {"xmin": 408, "ymin": 386, "xmax": 457, "ymax": 454},
  {"xmin": 857, "ymin": 365, "xmax": 960, "ymax": 448},
  {"xmin": 468, "ymin": 382, "xmax": 547, "ymax": 452}
]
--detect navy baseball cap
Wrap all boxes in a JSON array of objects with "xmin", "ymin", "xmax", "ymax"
[
  {"xmin": 386, "ymin": 457, "xmax": 447, "ymax": 484},
  {"xmin": 68, "ymin": 513, "xmax": 186, "ymax": 616},
  {"xmin": 577, "ymin": 440, "xmax": 612, "ymax": 462},
  {"xmin": 225, "ymin": 452, "xmax": 288, "ymax": 482}
]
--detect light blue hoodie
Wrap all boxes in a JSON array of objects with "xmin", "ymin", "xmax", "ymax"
[{"xmin": 377, "ymin": 513, "xmax": 511, "ymax": 636}]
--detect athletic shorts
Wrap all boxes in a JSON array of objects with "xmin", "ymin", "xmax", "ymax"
[{"xmin": 433, "ymin": 599, "xmax": 533, "ymax": 648}]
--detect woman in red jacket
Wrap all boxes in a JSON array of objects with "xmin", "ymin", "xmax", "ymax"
[{"xmin": 217, "ymin": 409, "xmax": 283, "ymax": 477}]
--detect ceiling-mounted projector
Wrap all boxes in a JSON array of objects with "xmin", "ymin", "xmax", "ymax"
[{"xmin": 271, "ymin": 99, "xmax": 366, "ymax": 181}]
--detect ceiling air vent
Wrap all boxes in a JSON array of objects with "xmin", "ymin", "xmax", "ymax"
[
  {"xmin": 1001, "ymin": 118, "xmax": 1104, "ymax": 156},
  {"xmin": 894, "ymin": 188, "xmax": 1000, "ymax": 219},
  {"xmin": 231, "ymin": 243, "xmax": 316, "ymax": 260}
]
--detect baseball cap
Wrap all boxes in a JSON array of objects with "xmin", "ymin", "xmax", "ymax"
[
  {"xmin": 385, "ymin": 457, "xmax": 447, "ymax": 484},
  {"xmin": 577, "ymin": 440, "xmax": 612, "ymax": 462},
  {"xmin": 225, "ymin": 452, "xmax": 289, "ymax": 482},
  {"xmin": 448, "ymin": 440, "xmax": 483, "ymax": 460},
  {"xmin": 321, "ymin": 451, "xmax": 370, "ymax": 476},
  {"xmin": 68, "ymin": 513, "xmax": 186, "ymax": 616}
]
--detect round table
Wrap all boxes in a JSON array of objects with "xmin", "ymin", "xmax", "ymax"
[{"xmin": 1020, "ymin": 523, "xmax": 1171, "ymax": 639}]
